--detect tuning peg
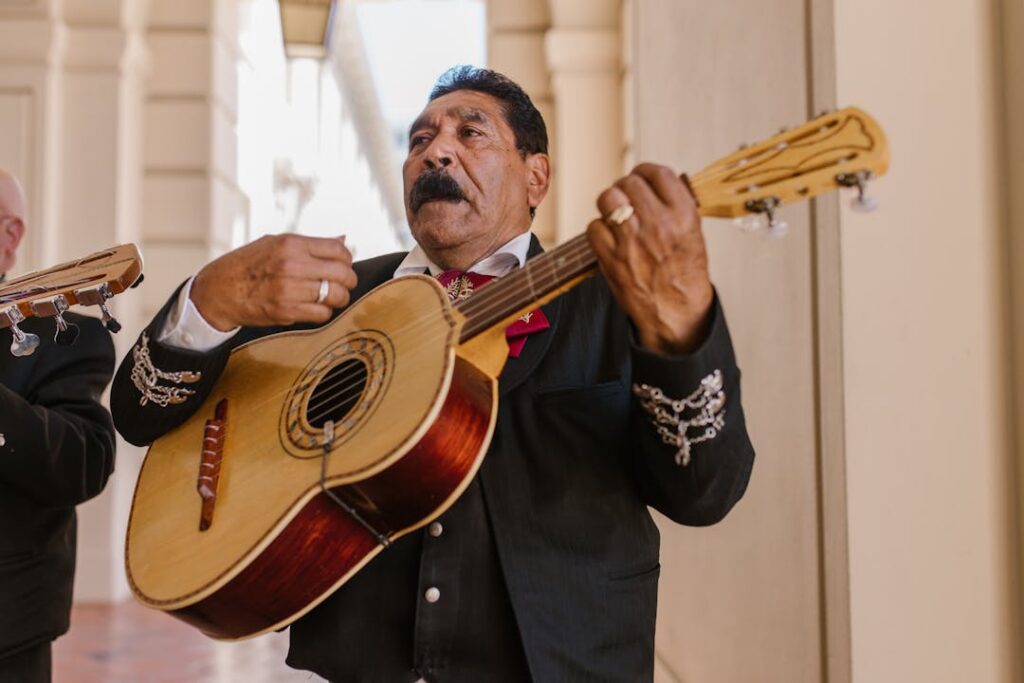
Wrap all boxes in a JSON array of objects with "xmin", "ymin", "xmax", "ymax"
[
  {"xmin": 30, "ymin": 295, "xmax": 79, "ymax": 346},
  {"xmin": 850, "ymin": 194, "xmax": 879, "ymax": 213},
  {"xmin": 743, "ymin": 196, "xmax": 788, "ymax": 237},
  {"xmin": 73, "ymin": 283, "xmax": 122, "ymax": 333},
  {"xmin": 836, "ymin": 171, "xmax": 879, "ymax": 213},
  {"xmin": 99, "ymin": 303, "xmax": 121, "ymax": 333},
  {"xmin": 54, "ymin": 314, "xmax": 80, "ymax": 346},
  {"xmin": 3, "ymin": 307, "xmax": 40, "ymax": 357}
]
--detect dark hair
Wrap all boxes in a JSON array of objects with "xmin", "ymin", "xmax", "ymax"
[{"xmin": 429, "ymin": 66, "xmax": 548, "ymax": 157}]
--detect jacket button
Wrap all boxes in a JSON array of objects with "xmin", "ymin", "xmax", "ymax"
[
  {"xmin": 428, "ymin": 522, "xmax": 443, "ymax": 537},
  {"xmin": 424, "ymin": 587, "xmax": 441, "ymax": 603}
]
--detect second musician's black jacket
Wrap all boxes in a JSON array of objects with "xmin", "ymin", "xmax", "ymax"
[
  {"xmin": 0, "ymin": 314, "xmax": 115, "ymax": 659},
  {"xmin": 110, "ymin": 238, "xmax": 755, "ymax": 682}
]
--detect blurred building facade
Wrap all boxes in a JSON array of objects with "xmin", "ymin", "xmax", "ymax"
[{"xmin": 1, "ymin": 0, "xmax": 1023, "ymax": 682}]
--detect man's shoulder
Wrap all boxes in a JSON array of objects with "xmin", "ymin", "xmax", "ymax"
[
  {"xmin": 350, "ymin": 251, "xmax": 408, "ymax": 298},
  {"xmin": 353, "ymin": 251, "xmax": 407, "ymax": 280}
]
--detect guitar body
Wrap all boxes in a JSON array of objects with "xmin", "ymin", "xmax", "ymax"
[{"xmin": 125, "ymin": 275, "xmax": 501, "ymax": 639}]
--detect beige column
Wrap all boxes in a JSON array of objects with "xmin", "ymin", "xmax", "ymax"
[
  {"xmin": 630, "ymin": 2, "xmax": 823, "ymax": 682},
  {"xmin": 0, "ymin": 0, "xmax": 150, "ymax": 602},
  {"xmin": 545, "ymin": 0, "xmax": 621, "ymax": 241},
  {"xmin": 0, "ymin": 1, "xmax": 65, "ymax": 275},
  {"xmin": 486, "ymin": 0, "xmax": 556, "ymax": 246},
  {"xmin": 143, "ymin": 0, "xmax": 245, "ymax": 319},
  {"xmin": 835, "ymin": 1, "xmax": 1017, "ymax": 680},
  {"xmin": 61, "ymin": 0, "xmax": 149, "ymax": 603}
]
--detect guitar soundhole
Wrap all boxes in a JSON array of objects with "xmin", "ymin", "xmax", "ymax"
[{"xmin": 305, "ymin": 359, "xmax": 369, "ymax": 429}]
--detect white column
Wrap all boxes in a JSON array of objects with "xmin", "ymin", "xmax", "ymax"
[
  {"xmin": 143, "ymin": 0, "xmax": 245, "ymax": 319},
  {"xmin": 545, "ymin": 0, "xmax": 622, "ymax": 241},
  {"xmin": 0, "ymin": 1, "xmax": 65, "ymax": 275},
  {"xmin": 57, "ymin": 0, "xmax": 149, "ymax": 603},
  {"xmin": 487, "ymin": 0, "xmax": 556, "ymax": 246}
]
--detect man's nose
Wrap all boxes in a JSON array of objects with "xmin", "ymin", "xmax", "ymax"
[{"xmin": 423, "ymin": 137, "xmax": 455, "ymax": 170}]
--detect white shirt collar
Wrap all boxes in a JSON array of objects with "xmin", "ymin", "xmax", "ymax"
[{"xmin": 393, "ymin": 231, "xmax": 534, "ymax": 279}]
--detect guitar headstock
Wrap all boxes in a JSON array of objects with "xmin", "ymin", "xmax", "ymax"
[
  {"xmin": 0, "ymin": 243, "xmax": 143, "ymax": 356},
  {"xmin": 689, "ymin": 107, "xmax": 889, "ymax": 234}
]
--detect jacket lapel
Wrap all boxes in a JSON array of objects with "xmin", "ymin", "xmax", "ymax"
[{"xmin": 498, "ymin": 235, "xmax": 561, "ymax": 396}]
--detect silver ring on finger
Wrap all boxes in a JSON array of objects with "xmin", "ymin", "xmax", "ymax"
[
  {"xmin": 316, "ymin": 278, "xmax": 330, "ymax": 304},
  {"xmin": 605, "ymin": 203, "xmax": 635, "ymax": 228}
]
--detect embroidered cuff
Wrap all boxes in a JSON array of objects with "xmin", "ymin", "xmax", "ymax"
[
  {"xmin": 130, "ymin": 332, "xmax": 203, "ymax": 407},
  {"xmin": 633, "ymin": 370, "xmax": 726, "ymax": 466}
]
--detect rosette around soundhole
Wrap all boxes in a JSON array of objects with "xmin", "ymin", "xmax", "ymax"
[{"xmin": 280, "ymin": 330, "xmax": 393, "ymax": 458}]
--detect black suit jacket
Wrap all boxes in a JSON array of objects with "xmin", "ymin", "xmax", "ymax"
[
  {"xmin": 111, "ymin": 240, "xmax": 755, "ymax": 681},
  {"xmin": 0, "ymin": 313, "xmax": 116, "ymax": 658}
]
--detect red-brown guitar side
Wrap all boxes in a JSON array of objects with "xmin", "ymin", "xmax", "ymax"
[{"xmin": 164, "ymin": 357, "xmax": 494, "ymax": 639}]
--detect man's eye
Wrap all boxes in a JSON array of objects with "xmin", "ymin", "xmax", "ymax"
[
  {"xmin": 410, "ymin": 135, "xmax": 429, "ymax": 148},
  {"xmin": 461, "ymin": 128, "xmax": 481, "ymax": 138}
]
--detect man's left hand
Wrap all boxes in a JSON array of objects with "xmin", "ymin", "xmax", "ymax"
[{"xmin": 587, "ymin": 163, "xmax": 714, "ymax": 356}]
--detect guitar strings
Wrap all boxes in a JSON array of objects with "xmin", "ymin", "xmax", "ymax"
[
  {"xmin": 240, "ymin": 234, "xmax": 596, "ymax": 427},
  {"xmin": 304, "ymin": 233, "xmax": 588, "ymax": 423},
  {"xmin": 301, "ymin": 236, "xmax": 596, "ymax": 423},
  {"xmin": 229, "ymin": 154, "xmax": 754, "ymax": 426}
]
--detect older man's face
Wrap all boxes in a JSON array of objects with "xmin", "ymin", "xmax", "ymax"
[{"xmin": 403, "ymin": 90, "xmax": 542, "ymax": 266}]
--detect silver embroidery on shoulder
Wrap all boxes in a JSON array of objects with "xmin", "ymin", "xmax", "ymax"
[
  {"xmin": 130, "ymin": 332, "xmax": 202, "ymax": 407},
  {"xmin": 632, "ymin": 369, "xmax": 726, "ymax": 467}
]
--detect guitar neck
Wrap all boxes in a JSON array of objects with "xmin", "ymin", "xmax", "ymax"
[
  {"xmin": 455, "ymin": 173, "xmax": 708, "ymax": 342},
  {"xmin": 455, "ymin": 233, "xmax": 596, "ymax": 342}
]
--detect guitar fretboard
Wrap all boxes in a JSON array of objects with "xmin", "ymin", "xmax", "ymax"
[{"xmin": 454, "ymin": 234, "xmax": 596, "ymax": 341}]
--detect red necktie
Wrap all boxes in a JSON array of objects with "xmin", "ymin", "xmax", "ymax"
[{"xmin": 436, "ymin": 270, "xmax": 549, "ymax": 358}]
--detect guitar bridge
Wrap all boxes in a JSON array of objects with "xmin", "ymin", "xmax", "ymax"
[{"xmin": 197, "ymin": 399, "xmax": 228, "ymax": 531}]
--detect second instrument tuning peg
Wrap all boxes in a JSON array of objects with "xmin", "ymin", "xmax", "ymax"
[
  {"xmin": 31, "ymin": 295, "xmax": 80, "ymax": 346},
  {"xmin": 3, "ymin": 306, "xmax": 40, "ymax": 357},
  {"xmin": 74, "ymin": 283, "xmax": 122, "ymax": 333}
]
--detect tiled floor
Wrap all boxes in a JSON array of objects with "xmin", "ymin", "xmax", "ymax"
[{"xmin": 53, "ymin": 601, "xmax": 326, "ymax": 683}]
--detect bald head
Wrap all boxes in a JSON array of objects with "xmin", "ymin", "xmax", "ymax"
[{"xmin": 0, "ymin": 168, "xmax": 26, "ymax": 277}]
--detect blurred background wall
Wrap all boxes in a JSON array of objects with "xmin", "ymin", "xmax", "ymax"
[{"xmin": 1, "ymin": 0, "xmax": 1022, "ymax": 681}]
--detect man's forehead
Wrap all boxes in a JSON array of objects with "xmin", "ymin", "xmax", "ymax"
[{"xmin": 410, "ymin": 91, "xmax": 507, "ymax": 133}]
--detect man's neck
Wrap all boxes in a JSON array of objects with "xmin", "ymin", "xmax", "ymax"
[{"xmin": 423, "ymin": 229, "xmax": 529, "ymax": 272}]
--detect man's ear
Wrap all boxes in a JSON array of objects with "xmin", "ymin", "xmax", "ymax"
[
  {"xmin": 525, "ymin": 152, "xmax": 551, "ymax": 214},
  {"xmin": 0, "ymin": 217, "xmax": 24, "ymax": 272}
]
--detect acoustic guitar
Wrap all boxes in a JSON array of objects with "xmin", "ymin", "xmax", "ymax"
[
  {"xmin": 0, "ymin": 244, "xmax": 143, "ymax": 355},
  {"xmin": 125, "ymin": 108, "xmax": 889, "ymax": 640}
]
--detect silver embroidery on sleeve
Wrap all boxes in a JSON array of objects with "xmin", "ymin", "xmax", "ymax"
[
  {"xmin": 130, "ymin": 332, "xmax": 203, "ymax": 407},
  {"xmin": 632, "ymin": 369, "xmax": 726, "ymax": 467}
]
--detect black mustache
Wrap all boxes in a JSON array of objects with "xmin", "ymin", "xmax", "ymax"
[{"xmin": 410, "ymin": 170, "xmax": 466, "ymax": 212}]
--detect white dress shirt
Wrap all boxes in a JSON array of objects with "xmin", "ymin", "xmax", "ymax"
[{"xmin": 159, "ymin": 231, "xmax": 535, "ymax": 352}]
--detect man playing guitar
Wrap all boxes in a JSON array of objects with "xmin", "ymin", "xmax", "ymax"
[{"xmin": 111, "ymin": 67, "xmax": 755, "ymax": 682}]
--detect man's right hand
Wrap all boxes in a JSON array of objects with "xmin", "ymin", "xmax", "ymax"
[{"xmin": 190, "ymin": 234, "xmax": 358, "ymax": 331}]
